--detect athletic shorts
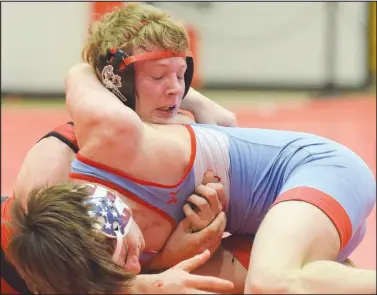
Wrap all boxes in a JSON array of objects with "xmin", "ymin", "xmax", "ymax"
[{"xmin": 272, "ymin": 141, "xmax": 376, "ymax": 262}]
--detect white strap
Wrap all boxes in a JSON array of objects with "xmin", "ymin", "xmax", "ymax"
[{"xmin": 112, "ymin": 230, "xmax": 123, "ymax": 263}]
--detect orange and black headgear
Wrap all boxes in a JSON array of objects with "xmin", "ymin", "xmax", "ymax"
[{"xmin": 96, "ymin": 49, "xmax": 194, "ymax": 110}]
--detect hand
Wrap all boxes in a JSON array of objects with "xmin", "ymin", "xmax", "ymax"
[
  {"xmin": 144, "ymin": 212, "xmax": 226, "ymax": 271},
  {"xmin": 183, "ymin": 182, "xmax": 226, "ymax": 232},
  {"xmin": 181, "ymin": 88, "xmax": 238, "ymax": 127},
  {"xmin": 133, "ymin": 250, "xmax": 235, "ymax": 294},
  {"xmin": 143, "ymin": 172, "xmax": 228, "ymax": 271},
  {"xmin": 202, "ymin": 170, "xmax": 228, "ymax": 209},
  {"xmin": 194, "ymin": 100, "xmax": 237, "ymax": 127}
]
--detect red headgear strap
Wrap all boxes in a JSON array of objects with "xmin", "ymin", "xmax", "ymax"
[{"xmin": 117, "ymin": 50, "xmax": 193, "ymax": 70}]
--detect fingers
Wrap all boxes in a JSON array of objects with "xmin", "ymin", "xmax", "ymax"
[
  {"xmin": 195, "ymin": 212, "xmax": 226, "ymax": 252},
  {"xmin": 200, "ymin": 212, "xmax": 226, "ymax": 239},
  {"xmin": 188, "ymin": 193, "xmax": 213, "ymax": 215},
  {"xmin": 204, "ymin": 183, "xmax": 227, "ymax": 212},
  {"xmin": 183, "ymin": 202, "xmax": 210, "ymax": 231},
  {"xmin": 225, "ymin": 112, "xmax": 237, "ymax": 127},
  {"xmin": 178, "ymin": 215, "xmax": 195, "ymax": 233},
  {"xmin": 194, "ymin": 185, "xmax": 223, "ymax": 215},
  {"xmin": 187, "ymin": 274, "xmax": 235, "ymax": 292},
  {"xmin": 174, "ymin": 249, "xmax": 211, "ymax": 272},
  {"xmin": 203, "ymin": 171, "xmax": 216, "ymax": 185},
  {"xmin": 183, "ymin": 183, "xmax": 226, "ymax": 231}
]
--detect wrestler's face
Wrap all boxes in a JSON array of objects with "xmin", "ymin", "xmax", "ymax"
[
  {"xmin": 85, "ymin": 184, "xmax": 145, "ymax": 274},
  {"xmin": 134, "ymin": 48, "xmax": 187, "ymax": 124}
]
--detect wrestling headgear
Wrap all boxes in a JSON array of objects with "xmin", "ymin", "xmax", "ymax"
[
  {"xmin": 85, "ymin": 184, "xmax": 133, "ymax": 263},
  {"xmin": 96, "ymin": 49, "xmax": 194, "ymax": 110}
]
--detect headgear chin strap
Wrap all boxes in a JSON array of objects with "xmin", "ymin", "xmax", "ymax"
[{"xmin": 96, "ymin": 49, "xmax": 194, "ymax": 110}]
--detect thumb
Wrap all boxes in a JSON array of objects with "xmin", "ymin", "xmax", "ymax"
[
  {"xmin": 179, "ymin": 217, "xmax": 193, "ymax": 233},
  {"xmin": 174, "ymin": 249, "xmax": 211, "ymax": 272},
  {"xmin": 203, "ymin": 171, "xmax": 216, "ymax": 185},
  {"xmin": 193, "ymin": 212, "xmax": 226, "ymax": 252},
  {"xmin": 200, "ymin": 212, "xmax": 226, "ymax": 238}
]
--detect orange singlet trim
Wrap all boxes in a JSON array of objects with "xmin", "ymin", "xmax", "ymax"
[
  {"xmin": 271, "ymin": 187, "xmax": 353, "ymax": 250},
  {"xmin": 1, "ymin": 196, "xmax": 15, "ymax": 251}
]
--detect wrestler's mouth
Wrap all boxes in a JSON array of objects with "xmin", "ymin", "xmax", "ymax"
[{"xmin": 157, "ymin": 105, "xmax": 176, "ymax": 113}]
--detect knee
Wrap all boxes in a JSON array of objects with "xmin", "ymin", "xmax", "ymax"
[{"xmin": 246, "ymin": 269, "xmax": 297, "ymax": 294}]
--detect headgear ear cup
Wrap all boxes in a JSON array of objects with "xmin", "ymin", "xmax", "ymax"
[
  {"xmin": 97, "ymin": 49, "xmax": 137, "ymax": 110},
  {"xmin": 184, "ymin": 56, "xmax": 194, "ymax": 98}
]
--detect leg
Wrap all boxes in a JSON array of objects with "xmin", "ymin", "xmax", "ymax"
[
  {"xmin": 245, "ymin": 148, "xmax": 376, "ymax": 294},
  {"xmin": 246, "ymin": 199, "xmax": 375, "ymax": 294}
]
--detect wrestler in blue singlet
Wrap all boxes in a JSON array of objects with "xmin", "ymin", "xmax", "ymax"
[{"xmin": 71, "ymin": 125, "xmax": 375, "ymax": 263}]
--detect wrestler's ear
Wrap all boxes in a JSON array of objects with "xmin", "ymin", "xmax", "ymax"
[{"xmin": 203, "ymin": 171, "xmax": 216, "ymax": 185}]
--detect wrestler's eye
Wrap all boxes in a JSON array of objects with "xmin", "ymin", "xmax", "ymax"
[{"xmin": 151, "ymin": 76, "xmax": 163, "ymax": 80}]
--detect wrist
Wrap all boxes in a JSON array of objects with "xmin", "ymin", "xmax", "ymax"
[
  {"xmin": 127, "ymin": 275, "xmax": 152, "ymax": 294},
  {"xmin": 181, "ymin": 88, "xmax": 206, "ymax": 115},
  {"xmin": 142, "ymin": 253, "xmax": 168, "ymax": 272}
]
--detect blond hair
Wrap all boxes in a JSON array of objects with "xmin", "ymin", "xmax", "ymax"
[
  {"xmin": 7, "ymin": 183, "xmax": 135, "ymax": 294},
  {"xmin": 82, "ymin": 3, "xmax": 190, "ymax": 69}
]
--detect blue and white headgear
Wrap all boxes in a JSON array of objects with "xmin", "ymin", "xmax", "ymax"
[{"xmin": 85, "ymin": 184, "xmax": 133, "ymax": 262}]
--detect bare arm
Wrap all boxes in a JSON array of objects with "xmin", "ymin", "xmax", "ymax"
[
  {"xmin": 14, "ymin": 137, "xmax": 75, "ymax": 205},
  {"xmin": 129, "ymin": 250, "xmax": 236, "ymax": 294},
  {"xmin": 65, "ymin": 63, "xmax": 143, "ymax": 166},
  {"xmin": 180, "ymin": 88, "xmax": 204, "ymax": 114},
  {"xmin": 181, "ymin": 88, "xmax": 237, "ymax": 127}
]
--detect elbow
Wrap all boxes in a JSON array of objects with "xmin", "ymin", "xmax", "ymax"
[
  {"xmin": 64, "ymin": 63, "xmax": 142, "ymax": 148},
  {"xmin": 65, "ymin": 63, "xmax": 97, "ymax": 118},
  {"xmin": 82, "ymin": 109, "xmax": 142, "ymax": 150},
  {"xmin": 100, "ymin": 111, "xmax": 141, "ymax": 140}
]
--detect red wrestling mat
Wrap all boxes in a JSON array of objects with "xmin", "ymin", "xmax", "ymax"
[{"xmin": 2, "ymin": 96, "xmax": 375, "ymax": 269}]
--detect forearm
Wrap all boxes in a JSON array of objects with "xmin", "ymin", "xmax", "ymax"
[
  {"xmin": 65, "ymin": 64, "xmax": 125, "ymax": 126},
  {"xmin": 65, "ymin": 63, "xmax": 142, "ymax": 148},
  {"xmin": 126, "ymin": 275, "xmax": 159, "ymax": 294},
  {"xmin": 14, "ymin": 138, "xmax": 75, "ymax": 203},
  {"xmin": 142, "ymin": 253, "xmax": 171, "ymax": 272}
]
